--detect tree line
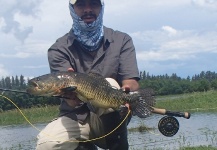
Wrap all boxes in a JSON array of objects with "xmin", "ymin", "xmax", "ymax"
[
  {"xmin": 0, "ymin": 71, "xmax": 217, "ymax": 111},
  {"xmin": 139, "ymin": 71, "xmax": 217, "ymax": 95}
]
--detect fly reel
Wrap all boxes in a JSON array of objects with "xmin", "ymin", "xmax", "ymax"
[{"xmin": 158, "ymin": 116, "xmax": 179, "ymax": 137}]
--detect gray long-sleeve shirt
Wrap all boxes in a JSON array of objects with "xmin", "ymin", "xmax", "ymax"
[{"xmin": 48, "ymin": 26, "xmax": 140, "ymax": 112}]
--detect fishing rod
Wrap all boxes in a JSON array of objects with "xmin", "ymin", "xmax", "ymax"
[
  {"xmin": 0, "ymin": 88, "xmax": 190, "ymax": 117},
  {"xmin": 0, "ymin": 88, "xmax": 29, "ymax": 94},
  {"xmin": 0, "ymin": 88, "xmax": 67, "ymax": 98},
  {"xmin": 0, "ymin": 89, "xmax": 191, "ymax": 117},
  {"xmin": 152, "ymin": 107, "xmax": 190, "ymax": 119},
  {"xmin": 0, "ymin": 87, "xmax": 190, "ymax": 137}
]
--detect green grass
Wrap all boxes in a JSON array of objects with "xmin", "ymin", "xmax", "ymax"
[
  {"xmin": 128, "ymin": 120, "xmax": 154, "ymax": 133},
  {"xmin": 0, "ymin": 105, "xmax": 59, "ymax": 126},
  {"xmin": 155, "ymin": 90, "xmax": 217, "ymax": 112}
]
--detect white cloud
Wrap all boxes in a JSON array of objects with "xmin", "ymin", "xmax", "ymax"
[
  {"xmin": 191, "ymin": 0, "xmax": 217, "ymax": 11},
  {"xmin": 131, "ymin": 27, "xmax": 217, "ymax": 62},
  {"xmin": 14, "ymin": 40, "xmax": 51, "ymax": 56},
  {"xmin": 0, "ymin": 18, "xmax": 6, "ymax": 28},
  {"xmin": 23, "ymin": 65, "xmax": 48, "ymax": 69},
  {"xmin": 0, "ymin": 0, "xmax": 42, "ymax": 42},
  {"xmin": 0, "ymin": 39, "xmax": 52, "ymax": 59},
  {"xmin": 105, "ymin": 0, "xmax": 190, "ymax": 14},
  {"xmin": 0, "ymin": 64, "xmax": 10, "ymax": 77},
  {"xmin": 0, "ymin": 52, "xmax": 30, "ymax": 58},
  {"xmin": 137, "ymin": 61, "xmax": 186, "ymax": 73},
  {"xmin": 162, "ymin": 26, "xmax": 177, "ymax": 36}
]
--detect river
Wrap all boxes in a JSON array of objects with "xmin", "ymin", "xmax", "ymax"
[{"xmin": 0, "ymin": 113, "xmax": 217, "ymax": 150}]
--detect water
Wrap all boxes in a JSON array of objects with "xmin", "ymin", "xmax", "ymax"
[
  {"xmin": 0, "ymin": 124, "xmax": 44, "ymax": 149},
  {"xmin": 0, "ymin": 113, "xmax": 217, "ymax": 150},
  {"xmin": 128, "ymin": 113, "xmax": 217, "ymax": 149}
]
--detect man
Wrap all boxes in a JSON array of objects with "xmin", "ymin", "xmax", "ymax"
[{"xmin": 36, "ymin": 0, "xmax": 140, "ymax": 149}]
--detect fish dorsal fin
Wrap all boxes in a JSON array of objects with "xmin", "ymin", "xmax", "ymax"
[
  {"xmin": 88, "ymin": 72, "xmax": 103, "ymax": 78},
  {"xmin": 88, "ymin": 72, "xmax": 121, "ymax": 89}
]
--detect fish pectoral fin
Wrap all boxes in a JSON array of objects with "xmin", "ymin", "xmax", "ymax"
[{"xmin": 60, "ymin": 86, "xmax": 77, "ymax": 92}]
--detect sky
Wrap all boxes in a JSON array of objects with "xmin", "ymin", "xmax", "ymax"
[{"xmin": 0, "ymin": 0, "xmax": 217, "ymax": 79}]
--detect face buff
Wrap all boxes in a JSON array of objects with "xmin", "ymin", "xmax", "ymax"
[{"xmin": 69, "ymin": 3, "xmax": 104, "ymax": 51}]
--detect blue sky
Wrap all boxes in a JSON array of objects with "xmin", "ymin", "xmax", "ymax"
[{"xmin": 0, "ymin": 0, "xmax": 217, "ymax": 79}]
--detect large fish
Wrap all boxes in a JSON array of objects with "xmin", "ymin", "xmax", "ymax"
[{"xmin": 26, "ymin": 71, "xmax": 155, "ymax": 118}]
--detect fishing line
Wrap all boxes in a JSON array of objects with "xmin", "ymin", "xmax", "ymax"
[
  {"xmin": 0, "ymin": 92, "xmax": 185, "ymax": 139},
  {"xmin": 0, "ymin": 94, "xmax": 131, "ymax": 143},
  {"xmin": 0, "ymin": 94, "xmax": 41, "ymax": 132},
  {"xmin": 1, "ymin": 92, "xmax": 217, "ymax": 142}
]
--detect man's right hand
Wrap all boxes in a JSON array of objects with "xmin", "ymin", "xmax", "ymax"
[
  {"xmin": 67, "ymin": 68, "xmax": 74, "ymax": 72},
  {"xmin": 64, "ymin": 68, "xmax": 83, "ymax": 107},
  {"xmin": 64, "ymin": 93, "xmax": 82, "ymax": 107}
]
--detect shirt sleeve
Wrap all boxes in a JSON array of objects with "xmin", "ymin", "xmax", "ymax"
[
  {"xmin": 118, "ymin": 34, "xmax": 140, "ymax": 82},
  {"xmin": 48, "ymin": 47, "xmax": 73, "ymax": 73}
]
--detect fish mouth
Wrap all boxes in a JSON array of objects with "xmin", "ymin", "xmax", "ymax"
[
  {"xmin": 26, "ymin": 81, "xmax": 41, "ymax": 94},
  {"xmin": 28, "ymin": 81, "xmax": 38, "ymax": 88},
  {"xmin": 27, "ymin": 81, "xmax": 56, "ymax": 96}
]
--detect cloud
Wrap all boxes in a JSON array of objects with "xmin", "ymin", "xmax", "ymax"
[
  {"xmin": 14, "ymin": 40, "xmax": 51, "ymax": 56},
  {"xmin": 0, "ymin": 39, "xmax": 51, "ymax": 59},
  {"xmin": 0, "ymin": 0, "xmax": 42, "ymax": 42},
  {"xmin": 23, "ymin": 65, "xmax": 48, "ymax": 69},
  {"xmin": 191, "ymin": 0, "xmax": 217, "ymax": 11},
  {"xmin": 105, "ymin": 0, "xmax": 190, "ymax": 13},
  {"xmin": 0, "ymin": 52, "xmax": 30, "ymax": 58},
  {"xmin": 0, "ymin": 64, "xmax": 10, "ymax": 77},
  {"xmin": 137, "ymin": 61, "xmax": 186, "ymax": 73},
  {"xmin": 162, "ymin": 26, "xmax": 177, "ymax": 36},
  {"xmin": 131, "ymin": 26, "xmax": 217, "ymax": 62}
]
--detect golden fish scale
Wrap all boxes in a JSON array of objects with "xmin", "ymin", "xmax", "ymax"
[{"xmin": 69, "ymin": 73, "xmax": 128, "ymax": 109}]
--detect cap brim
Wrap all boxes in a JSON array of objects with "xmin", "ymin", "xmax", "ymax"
[{"xmin": 69, "ymin": 0, "xmax": 104, "ymax": 5}]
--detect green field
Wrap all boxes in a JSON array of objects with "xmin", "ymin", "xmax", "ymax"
[
  {"xmin": 156, "ymin": 90, "xmax": 217, "ymax": 112},
  {"xmin": 0, "ymin": 105, "xmax": 59, "ymax": 126}
]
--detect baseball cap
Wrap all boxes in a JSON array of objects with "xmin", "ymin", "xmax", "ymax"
[{"xmin": 69, "ymin": 0, "xmax": 104, "ymax": 5}]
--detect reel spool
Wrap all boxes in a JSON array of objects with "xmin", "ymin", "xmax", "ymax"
[{"xmin": 158, "ymin": 116, "xmax": 179, "ymax": 137}]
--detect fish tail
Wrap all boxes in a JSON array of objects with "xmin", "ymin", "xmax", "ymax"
[{"xmin": 129, "ymin": 88, "xmax": 155, "ymax": 118}]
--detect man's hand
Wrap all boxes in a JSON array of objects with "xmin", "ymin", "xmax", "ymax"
[
  {"xmin": 63, "ymin": 92, "xmax": 83, "ymax": 107},
  {"xmin": 67, "ymin": 67, "xmax": 74, "ymax": 72},
  {"xmin": 119, "ymin": 79, "xmax": 139, "ymax": 118},
  {"xmin": 119, "ymin": 86, "xmax": 132, "ymax": 118},
  {"xmin": 64, "ymin": 68, "xmax": 83, "ymax": 107}
]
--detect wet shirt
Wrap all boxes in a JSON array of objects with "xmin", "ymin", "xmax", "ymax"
[{"xmin": 48, "ymin": 26, "xmax": 140, "ymax": 112}]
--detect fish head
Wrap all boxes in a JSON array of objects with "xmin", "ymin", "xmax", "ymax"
[{"xmin": 26, "ymin": 73, "xmax": 64, "ymax": 96}]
